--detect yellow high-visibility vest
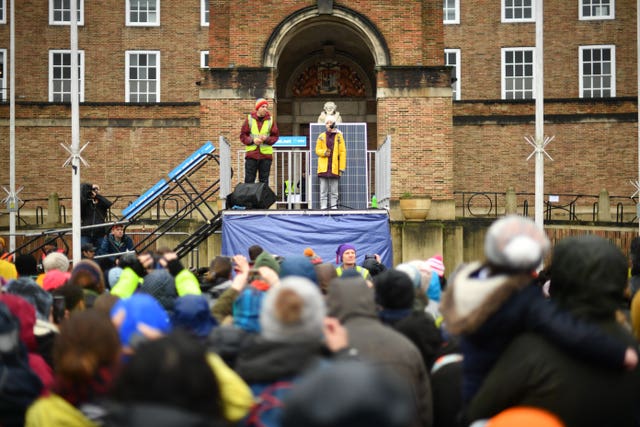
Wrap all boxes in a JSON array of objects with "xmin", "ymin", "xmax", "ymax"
[
  {"xmin": 336, "ymin": 265, "xmax": 370, "ymax": 280},
  {"xmin": 246, "ymin": 114, "xmax": 273, "ymax": 155}
]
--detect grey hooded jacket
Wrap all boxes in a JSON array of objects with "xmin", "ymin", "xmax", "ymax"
[{"xmin": 326, "ymin": 276, "xmax": 434, "ymax": 427}]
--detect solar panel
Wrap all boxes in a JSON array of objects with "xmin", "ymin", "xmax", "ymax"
[
  {"xmin": 122, "ymin": 179, "xmax": 168, "ymax": 219},
  {"xmin": 167, "ymin": 141, "xmax": 215, "ymax": 181},
  {"xmin": 309, "ymin": 123, "xmax": 368, "ymax": 210},
  {"xmin": 123, "ymin": 141, "xmax": 216, "ymax": 220}
]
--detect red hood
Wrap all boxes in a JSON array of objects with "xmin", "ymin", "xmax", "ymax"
[{"xmin": 0, "ymin": 293, "xmax": 37, "ymax": 351}]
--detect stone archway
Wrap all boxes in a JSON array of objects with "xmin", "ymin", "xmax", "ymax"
[
  {"xmin": 261, "ymin": 5, "xmax": 390, "ymax": 142},
  {"xmin": 263, "ymin": 5, "xmax": 390, "ymax": 69}
]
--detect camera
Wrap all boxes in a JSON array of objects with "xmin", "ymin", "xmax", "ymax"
[
  {"xmin": 329, "ymin": 122, "xmax": 336, "ymax": 129},
  {"xmin": 362, "ymin": 254, "xmax": 386, "ymax": 277}
]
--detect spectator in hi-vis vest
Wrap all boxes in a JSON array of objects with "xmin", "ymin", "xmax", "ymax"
[
  {"xmin": 335, "ymin": 243, "xmax": 370, "ymax": 281},
  {"xmin": 239, "ymin": 98, "xmax": 280, "ymax": 187}
]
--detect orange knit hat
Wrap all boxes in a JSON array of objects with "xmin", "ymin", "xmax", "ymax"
[
  {"xmin": 488, "ymin": 407, "xmax": 564, "ymax": 427},
  {"xmin": 255, "ymin": 98, "xmax": 268, "ymax": 110},
  {"xmin": 303, "ymin": 247, "xmax": 323, "ymax": 265}
]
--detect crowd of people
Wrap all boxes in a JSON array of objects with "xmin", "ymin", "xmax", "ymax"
[{"xmin": 1, "ymin": 214, "xmax": 640, "ymax": 427}]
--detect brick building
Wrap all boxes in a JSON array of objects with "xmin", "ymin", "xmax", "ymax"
[{"xmin": 0, "ymin": 0, "xmax": 637, "ymax": 220}]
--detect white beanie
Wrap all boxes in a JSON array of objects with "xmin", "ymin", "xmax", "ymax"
[
  {"xmin": 484, "ymin": 215, "xmax": 550, "ymax": 270},
  {"xmin": 396, "ymin": 263, "xmax": 421, "ymax": 289},
  {"xmin": 260, "ymin": 276, "xmax": 326, "ymax": 343},
  {"xmin": 407, "ymin": 260, "xmax": 433, "ymax": 293},
  {"xmin": 42, "ymin": 252, "xmax": 70, "ymax": 273}
]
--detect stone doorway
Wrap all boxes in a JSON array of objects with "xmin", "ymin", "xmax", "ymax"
[{"xmin": 264, "ymin": 6, "xmax": 389, "ymax": 150}]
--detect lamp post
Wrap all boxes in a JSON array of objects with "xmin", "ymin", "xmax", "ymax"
[
  {"xmin": 70, "ymin": 0, "xmax": 81, "ymax": 264},
  {"xmin": 8, "ymin": 0, "xmax": 15, "ymax": 252},
  {"xmin": 534, "ymin": 0, "xmax": 545, "ymax": 229}
]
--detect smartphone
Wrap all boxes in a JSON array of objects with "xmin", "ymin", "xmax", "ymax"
[{"xmin": 52, "ymin": 295, "xmax": 66, "ymax": 324}]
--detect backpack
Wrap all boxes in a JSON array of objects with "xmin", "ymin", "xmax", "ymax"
[{"xmin": 244, "ymin": 380, "xmax": 294, "ymax": 427}]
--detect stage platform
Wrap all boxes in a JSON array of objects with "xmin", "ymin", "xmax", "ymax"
[{"xmin": 221, "ymin": 209, "xmax": 392, "ymax": 267}]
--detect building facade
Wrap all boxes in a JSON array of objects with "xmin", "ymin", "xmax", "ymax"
[
  {"xmin": 0, "ymin": 0, "xmax": 637, "ymax": 221},
  {"xmin": 447, "ymin": 0, "xmax": 638, "ymax": 219}
]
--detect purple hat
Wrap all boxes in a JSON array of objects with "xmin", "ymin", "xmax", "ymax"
[{"xmin": 336, "ymin": 244, "xmax": 356, "ymax": 264}]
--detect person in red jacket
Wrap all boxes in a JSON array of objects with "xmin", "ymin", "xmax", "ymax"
[{"xmin": 239, "ymin": 98, "xmax": 279, "ymax": 187}]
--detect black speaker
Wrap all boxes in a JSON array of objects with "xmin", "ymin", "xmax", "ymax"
[{"xmin": 227, "ymin": 183, "xmax": 276, "ymax": 209}]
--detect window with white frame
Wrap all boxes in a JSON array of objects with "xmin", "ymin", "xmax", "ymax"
[
  {"xmin": 443, "ymin": 0, "xmax": 459, "ymax": 24},
  {"xmin": 49, "ymin": 0, "xmax": 84, "ymax": 26},
  {"xmin": 201, "ymin": 0, "xmax": 209, "ymax": 26},
  {"xmin": 0, "ymin": 0, "xmax": 6, "ymax": 24},
  {"xmin": 502, "ymin": 0, "xmax": 534, "ymax": 22},
  {"xmin": 444, "ymin": 49, "xmax": 460, "ymax": 100},
  {"xmin": 0, "ymin": 49, "xmax": 6, "ymax": 101},
  {"xmin": 579, "ymin": 45, "xmax": 615, "ymax": 98},
  {"xmin": 126, "ymin": 51, "xmax": 160, "ymax": 102},
  {"xmin": 126, "ymin": 0, "xmax": 159, "ymax": 26},
  {"xmin": 200, "ymin": 51, "xmax": 209, "ymax": 68},
  {"xmin": 579, "ymin": 0, "xmax": 614, "ymax": 20},
  {"xmin": 49, "ymin": 50, "xmax": 84, "ymax": 102},
  {"xmin": 502, "ymin": 47, "xmax": 535, "ymax": 100}
]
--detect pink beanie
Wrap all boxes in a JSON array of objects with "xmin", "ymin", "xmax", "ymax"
[
  {"xmin": 43, "ymin": 270, "xmax": 71, "ymax": 291},
  {"xmin": 426, "ymin": 255, "xmax": 445, "ymax": 277}
]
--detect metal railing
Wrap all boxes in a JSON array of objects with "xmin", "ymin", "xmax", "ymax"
[
  {"xmin": 374, "ymin": 135, "xmax": 391, "ymax": 209},
  {"xmin": 6, "ymin": 189, "xmax": 637, "ymax": 228},
  {"xmin": 455, "ymin": 191, "xmax": 638, "ymax": 224},
  {"xmin": 6, "ymin": 190, "xmax": 211, "ymax": 228},
  {"xmin": 234, "ymin": 148, "xmax": 379, "ymax": 209}
]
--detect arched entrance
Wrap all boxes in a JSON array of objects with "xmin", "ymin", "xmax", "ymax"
[{"xmin": 263, "ymin": 5, "xmax": 390, "ymax": 148}]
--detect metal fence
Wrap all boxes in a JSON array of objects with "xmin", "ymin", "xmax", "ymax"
[
  {"xmin": 375, "ymin": 135, "xmax": 392, "ymax": 209},
  {"xmin": 455, "ymin": 191, "xmax": 638, "ymax": 224},
  {"xmin": 233, "ymin": 148, "xmax": 379, "ymax": 209}
]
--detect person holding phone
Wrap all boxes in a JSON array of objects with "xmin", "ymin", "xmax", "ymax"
[{"xmin": 315, "ymin": 115, "xmax": 346, "ymax": 210}]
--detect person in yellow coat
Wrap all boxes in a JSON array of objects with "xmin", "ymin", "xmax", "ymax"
[{"xmin": 315, "ymin": 115, "xmax": 347, "ymax": 209}]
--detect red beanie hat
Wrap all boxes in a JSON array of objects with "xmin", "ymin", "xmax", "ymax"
[{"xmin": 255, "ymin": 98, "xmax": 268, "ymax": 111}]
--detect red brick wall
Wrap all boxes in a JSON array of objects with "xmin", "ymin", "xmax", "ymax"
[
  {"xmin": 0, "ymin": 103, "xmax": 204, "ymax": 205},
  {"xmin": 444, "ymin": 0, "xmax": 638, "ymax": 99},
  {"xmin": 0, "ymin": 0, "xmax": 636, "ymax": 212},
  {"xmin": 0, "ymin": 0, "xmax": 208, "ymax": 102},
  {"xmin": 208, "ymin": 0, "xmax": 442, "ymax": 68},
  {"xmin": 378, "ymin": 95, "xmax": 454, "ymax": 200},
  {"xmin": 453, "ymin": 108, "xmax": 637, "ymax": 197}
]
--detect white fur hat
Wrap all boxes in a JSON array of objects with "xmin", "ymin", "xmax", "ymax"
[
  {"xmin": 42, "ymin": 252, "xmax": 70, "ymax": 273},
  {"xmin": 484, "ymin": 215, "xmax": 550, "ymax": 270},
  {"xmin": 260, "ymin": 276, "xmax": 326, "ymax": 343}
]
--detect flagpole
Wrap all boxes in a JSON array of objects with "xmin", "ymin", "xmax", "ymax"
[
  {"xmin": 70, "ymin": 0, "xmax": 81, "ymax": 264},
  {"xmin": 534, "ymin": 0, "xmax": 545, "ymax": 229},
  {"xmin": 8, "ymin": 0, "xmax": 16, "ymax": 251}
]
